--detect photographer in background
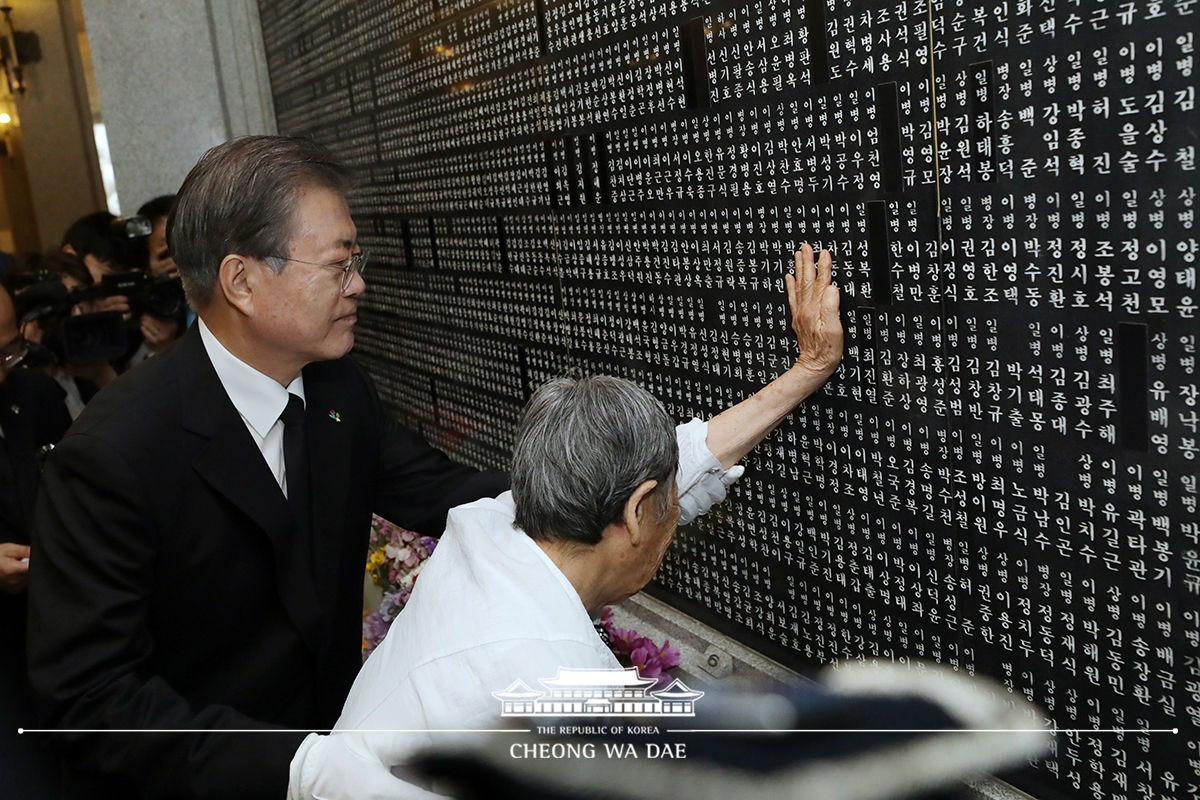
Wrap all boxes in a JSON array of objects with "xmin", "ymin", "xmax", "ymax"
[
  {"xmin": 130, "ymin": 194, "xmax": 186, "ymax": 365},
  {"xmin": 58, "ymin": 211, "xmax": 185, "ymax": 371},
  {"xmin": 61, "ymin": 210, "xmax": 144, "ymax": 286},
  {"xmin": 0, "ymin": 280, "xmax": 70, "ymax": 797},
  {"xmin": 138, "ymin": 194, "xmax": 178, "ymax": 278},
  {"xmin": 0, "ymin": 281, "xmax": 68, "ymax": 578},
  {"xmin": 13, "ymin": 251, "xmax": 118, "ymax": 415},
  {"xmin": 61, "ymin": 211, "xmax": 141, "ymax": 369}
]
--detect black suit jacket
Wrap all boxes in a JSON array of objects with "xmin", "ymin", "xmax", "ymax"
[
  {"xmin": 0, "ymin": 368, "xmax": 71, "ymax": 545},
  {"xmin": 26, "ymin": 326, "xmax": 507, "ymax": 799},
  {"xmin": 0, "ymin": 369, "xmax": 71, "ymax": 798}
]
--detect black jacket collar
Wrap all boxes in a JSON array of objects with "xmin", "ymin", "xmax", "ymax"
[{"xmin": 174, "ymin": 325, "xmax": 353, "ymax": 656}]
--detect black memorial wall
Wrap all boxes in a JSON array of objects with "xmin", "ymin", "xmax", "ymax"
[{"xmin": 257, "ymin": 2, "xmax": 1196, "ymax": 798}]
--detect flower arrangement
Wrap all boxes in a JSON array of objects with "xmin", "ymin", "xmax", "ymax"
[
  {"xmin": 362, "ymin": 515, "xmax": 437, "ymax": 659},
  {"xmin": 598, "ymin": 606, "xmax": 681, "ymax": 686}
]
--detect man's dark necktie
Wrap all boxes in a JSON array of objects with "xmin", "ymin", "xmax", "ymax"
[{"xmin": 280, "ymin": 393, "xmax": 311, "ymax": 541}]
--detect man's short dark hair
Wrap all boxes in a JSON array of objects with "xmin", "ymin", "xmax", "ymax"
[
  {"xmin": 137, "ymin": 194, "xmax": 175, "ymax": 223},
  {"xmin": 512, "ymin": 375, "xmax": 678, "ymax": 546},
  {"xmin": 62, "ymin": 212, "xmax": 116, "ymax": 264},
  {"xmin": 166, "ymin": 136, "xmax": 353, "ymax": 308}
]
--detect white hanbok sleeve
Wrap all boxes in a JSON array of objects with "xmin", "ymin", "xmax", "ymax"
[{"xmin": 674, "ymin": 419, "xmax": 744, "ymax": 525}]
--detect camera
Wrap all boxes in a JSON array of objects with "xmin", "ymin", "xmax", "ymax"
[
  {"xmin": 85, "ymin": 270, "xmax": 187, "ymax": 319},
  {"xmin": 107, "ymin": 215, "xmax": 154, "ymax": 268},
  {"xmin": 15, "ymin": 271, "xmax": 185, "ymax": 364}
]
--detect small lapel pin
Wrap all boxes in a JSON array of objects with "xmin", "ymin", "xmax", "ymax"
[
  {"xmin": 328, "ymin": 410, "xmax": 342, "ymax": 423},
  {"xmin": 10, "ymin": 404, "xmax": 19, "ymax": 415}
]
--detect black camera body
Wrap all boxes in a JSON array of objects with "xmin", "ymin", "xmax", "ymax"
[
  {"xmin": 16, "ymin": 271, "xmax": 186, "ymax": 365},
  {"xmin": 82, "ymin": 270, "xmax": 186, "ymax": 320}
]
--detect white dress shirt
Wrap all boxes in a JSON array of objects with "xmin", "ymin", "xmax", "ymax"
[
  {"xmin": 288, "ymin": 421, "xmax": 741, "ymax": 800},
  {"xmin": 197, "ymin": 318, "xmax": 305, "ymax": 496}
]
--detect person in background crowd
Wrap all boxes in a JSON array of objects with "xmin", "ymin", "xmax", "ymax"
[
  {"xmin": 27, "ymin": 135, "xmax": 509, "ymax": 800},
  {"xmin": 0, "ymin": 282, "xmax": 70, "ymax": 799},
  {"xmin": 61, "ymin": 211, "xmax": 117, "ymax": 282},
  {"xmin": 60, "ymin": 211, "xmax": 136, "ymax": 356},
  {"xmin": 13, "ymin": 251, "xmax": 118, "ymax": 415},
  {"xmin": 60, "ymin": 210, "xmax": 178, "ymax": 370},
  {"xmin": 124, "ymin": 194, "xmax": 185, "ymax": 367},
  {"xmin": 138, "ymin": 194, "xmax": 178, "ymax": 278},
  {"xmin": 61, "ymin": 210, "xmax": 146, "ymax": 282}
]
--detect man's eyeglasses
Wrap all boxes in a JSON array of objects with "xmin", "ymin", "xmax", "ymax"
[
  {"xmin": 268, "ymin": 251, "xmax": 368, "ymax": 293},
  {"xmin": 1, "ymin": 334, "xmax": 29, "ymax": 370}
]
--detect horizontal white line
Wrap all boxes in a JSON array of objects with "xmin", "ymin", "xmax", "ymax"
[
  {"xmin": 18, "ymin": 729, "xmax": 530, "ymax": 734},
  {"xmin": 18, "ymin": 727, "xmax": 1181, "ymax": 735},
  {"xmin": 667, "ymin": 728, "xmax": 1180, "ymax": 734}
]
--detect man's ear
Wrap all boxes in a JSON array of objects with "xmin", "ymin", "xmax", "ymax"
[
  {"xmin": 621, "ymin": 479, "xmax": 660, "ymax": 547},
  {"xmin": 217, "ymin": 254, "xmax": 255, "ymax": 315}
]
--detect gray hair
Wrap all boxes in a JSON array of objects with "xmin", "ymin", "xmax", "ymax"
[
  {"xmin": 512, "ymin": 375, "xmax": 678, "ymax": 545},
  {"xmin": 166, "ymin": 135, "xmax": 353, "ymax": 308}
]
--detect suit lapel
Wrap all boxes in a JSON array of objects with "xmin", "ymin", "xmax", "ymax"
[
  {"xmin": 300, "ymin": 366, "xmax": 353, "ymax": 619},
  {"xmin": 175, "ymin": 328, "xmax": 324, "ymax": 656}
]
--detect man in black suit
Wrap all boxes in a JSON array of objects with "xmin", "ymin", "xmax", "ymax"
[
  {"xmin": 26, "ymin": 136, "xmax": 507, "ymax": 799},
  {"xmin": 0, "ymin": 283, "xmax": 72, "ymax": 580},
  {"xmin": 0, "ymin": 283, "xmax": 71, "ymax": 799}
]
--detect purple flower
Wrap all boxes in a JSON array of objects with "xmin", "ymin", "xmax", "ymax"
[
  {"xmin": 363, "ymin": 612, "xmax": 390, "ymax": 651},
  {"xmin": 630, "ymin": 649, "xmax": 663, "ymax": 680},
  {"xmin": 599, "ymin": 607, "xmax": 680, "ymax": 686},
  {"xmin": 629, "ymin": 644, "xmax": 653, "ymax": 668},
  {"xmin": 607, "ymin": 626, "xmax": 641, "ymax": 655},
  {"xmin": 657, "ymin": 640, "xmax": 680, "ymax": 670},
  {"xmin": 377, "ymin": 587, "xmax": 413, "ymax": 623}
]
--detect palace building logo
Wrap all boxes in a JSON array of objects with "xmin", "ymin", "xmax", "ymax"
[{"xmin": 493, "ymin": 667, "xmax": 704, "ymax": 717}]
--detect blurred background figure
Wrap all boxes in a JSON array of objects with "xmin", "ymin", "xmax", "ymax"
[
  {"xmin": 61, "ymin": 210, "xmax": 147, "ymax": 282},
  {"xmin": 58, "ymin": 211, "xmax": 138, "ymax": 347},
  {"xmin": 129, "ymin": 194, "xmax": 187, "ymax": 364},
  {"xmin": 413, "ymin": 661, "xmax": 1049, "ymax": 800},
  {"xmin": 10, "ymin": 250, "xmax": 118, "ymax": 416},
  {"xmin": 137, "ymin": 194, "xmax": 178, "ymax": 278},
  {"xmin": 46, "ymin": 209, "xmax": 185, "ymax": 372},
  {"xmin": 0, "ymin": 280, "xmax": 70, "ymax": 799}
]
